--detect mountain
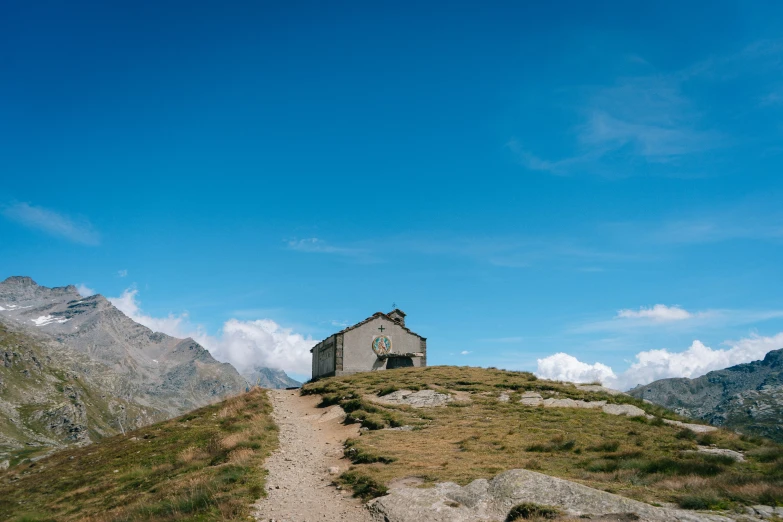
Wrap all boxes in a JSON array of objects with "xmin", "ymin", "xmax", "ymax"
[
  {"xmin": 629, "ymin": 348, "xmax": 783, "ymax": 442},
  {"xmin": 0, "ymin": 276, "xmax": 247, "ymax": 465},
  {"xmin": 244, "ymin": 366, "xmax": 301, "ymax": 389}
]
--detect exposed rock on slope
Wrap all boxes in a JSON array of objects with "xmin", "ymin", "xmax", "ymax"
[
  {"xmin": 0, "ymin": 276, "xmax": 247, "ymax": 464},
  {"xmin": 369, "ymin": 469, "xmax": 733, "ymax": 522},
  {"xmin": 629, "ymin": 349, "xmax": 783, "ymax": 442},
  {"xmin": 0, "ymin": 322, "xmax": 162, "ymax": 466}
]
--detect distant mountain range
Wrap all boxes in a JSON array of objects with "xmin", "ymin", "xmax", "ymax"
[
  {"xmin": 246, "ymin": 366, "xmax": 301, "ymax": 389},
  {"xmin": 629, "ymin": 348, "xmax": 783, "ymax": 442},
  {"xmin": 0, "ymin": 276, "xmax": 299, "ymax": 467}
]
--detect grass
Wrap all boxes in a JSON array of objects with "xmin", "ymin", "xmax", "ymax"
[
  {"xmin": 0, "ymin": 388, "xmax": 277, "ymax": 521},
  {"xmin": 506, "ymin": 503, "xmax": 562, "ymax": 520},
  {"xmin": 302, "ymin": 365, "xmax": 783, "ymax": 511}
]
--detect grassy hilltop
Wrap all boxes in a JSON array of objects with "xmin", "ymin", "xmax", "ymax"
[
  {"xmin": 2, "ymin": 364, "xmax": 781, "ymax": 521},
  {"xmin": 303, "ymin": 366, "xmax": 783, "ymax": 512},
  {"xmin": 0, "ymin": 389, "xmax": 277, "ymax": 522}
]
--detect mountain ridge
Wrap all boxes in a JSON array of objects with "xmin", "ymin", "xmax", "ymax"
[
  {"xmin": 629, "ymin": 348, "xmax": 783, "ymax": 442},
  {"xmin": 0, "ymin": 275, "xmax": 297, "ymax": 467}
]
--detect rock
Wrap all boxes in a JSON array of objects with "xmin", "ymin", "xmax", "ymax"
[
  {"xmin": 751, "ymin": 505, "xmax": 775, "ymax": 519},
  {"xmin": 372, "ymin": 390, "xmax": 453, "ymax": 408},
  {"xmin": 543, "ymin": 398, "xmax": 605, "ymax": 409},
  {"xmin": 368, "ymin": 469, "xmax": 733, "ymax": 522},
  {"xmin": 519, "ymin": 392, "xmax": 543, "ymax": 406},
  {"xmin": 519, "ymin": 396, "xmax": 647, "ymax": 417},
  {"xmin": 662, "ymin": 419, "xmax": 718, "ymax": 433},
  {"xmin": 328, "ymin": 466, "xmax": 340, "ymax": 475},
  {"xmin": 601, "ymin": 404, "xmax": 647, "ymax": 417},
  {"xmin": 693, "ymin": 446, "xmax": 745, "ymax": 462},
  {"xmin": 575, "ymin": 384, "xmax": 626, "ymax": 396},
  {"xmin": 498, "ymin": 393, "xmax": 510, "ymax": 402},
  {"xmin": 0, "ymin": 460, "xmax": 8, "ymax": 470}
]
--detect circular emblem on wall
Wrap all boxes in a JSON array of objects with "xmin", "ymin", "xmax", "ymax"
[{"xmin": 372, "ymin": 335, "xmax": 392, "ymax": 356}]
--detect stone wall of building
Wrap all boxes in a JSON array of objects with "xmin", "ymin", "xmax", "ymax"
[
  {"xmin": 312, "ymin": 335, "xmax": 336, "ymax": 378},
  {"xmin": 340, "ymin": 316, "xmax": 425, "ymax": 375}
]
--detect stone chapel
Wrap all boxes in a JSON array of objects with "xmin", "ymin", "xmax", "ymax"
[{"xmin": 310, "ymin": 309, "xmax": 427, "ymax": 379}]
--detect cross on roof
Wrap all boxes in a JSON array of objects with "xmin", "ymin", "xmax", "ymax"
[{"xmin": 378, "ymin": 325, "xmax": 385, "ymax": 332}]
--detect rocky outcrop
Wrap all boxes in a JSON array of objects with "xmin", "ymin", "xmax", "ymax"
[
  {"xmin": 629, "ymin": 349, "xmax": 783, "ymax": 442},
  {"xmin": 368, "ymin": 469, "xmax": 734, "ymax": 522},
  {"xmin": 371, "ymin": 389, "xmax": 454, "ymax": 408},
  {"xmin": 519, "ymin": 392, "xmax": 649, "ymax": 417}
]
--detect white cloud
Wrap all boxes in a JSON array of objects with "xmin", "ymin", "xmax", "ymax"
[
  {"xmin": 285, "ymin": 237, "xmax": 378, "ymax": 263},
  {"xmin": 536, "ymin": 332, "xmax": 783, "ymax": 390},
  {"xmin": 108, "ymin": 288, "xmax": 316, "ymax": 376},
  {"xmin": 76, "ymin": 284, "xmax": 96, "ymax": 297},
  {"xmin": 287, "ymin": 238, "xmax": 360, "ymax": 256},
  {"xmin": 617, "ymin": 304, "xmax": 692, "ymax": 322},
  {"xmin": 200, "ymin": 319, "xmax": 315, "ymax": 376},
  {"xmin": 536, "ymin": 353, "xmax": 616, "ymax": 384},
  {"xmin": 460, "ymin": 350, "xmax": 471, "ymax": 355},
  {"xmin": 117, "ymin": 269, "xmax": 128, "ymax": 278},
  {"xmin": 109, "ymin": 288, "xmax": 191, "ymax": 339},
  {"xmin": 2, "ymin": 202, "xmax": 99, "ymax": 245}
]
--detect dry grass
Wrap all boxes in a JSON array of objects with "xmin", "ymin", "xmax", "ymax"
[
  {"xmin": 303, "ymin": 365, "xmax": 783, "ymax": 511},
  {"xmin": 0, "ymin": 388, "xmax": 278, "ymax": 522}
]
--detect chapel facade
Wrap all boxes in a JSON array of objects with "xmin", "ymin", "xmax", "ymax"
[{"xmin": 310, "ymin": 309, "xmax": 426, "ymax": 379}]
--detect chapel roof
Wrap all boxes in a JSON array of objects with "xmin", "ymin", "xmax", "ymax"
[{"xmin": 310, "ymin": 310, "xmax": 426, "ymax": 352}]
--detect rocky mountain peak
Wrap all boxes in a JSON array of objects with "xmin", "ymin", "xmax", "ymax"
[
  {"xmin": 762, "ymin": 348, "xmax": 783, "ymax": 367},
  {"xmin": 0, "ymin": 276, "xmax": 80, "ymax": 303},
  {"xmin": 2, "ymin": 276, "xmax": 37, "ymax": 286}
]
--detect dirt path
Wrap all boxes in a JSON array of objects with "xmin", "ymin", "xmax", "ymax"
[{"xmin": 253, "ymin": 389, "xmax": 373, "ymax": 522}]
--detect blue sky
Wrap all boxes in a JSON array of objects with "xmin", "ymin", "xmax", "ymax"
[{"xmin": 1, "ymin": 1, "xmax": 782, "ymax": 385}]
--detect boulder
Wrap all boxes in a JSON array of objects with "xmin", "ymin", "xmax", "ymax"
[
  {"xmin": 601, "ymin": 404, "xmax": 647, "ymax": 417},
  {"xmin": 368, "ymin": 469, "xmax": 734, "ymax": 522},
  {"xmin": 575, "ymin": 384, "xmax": 627, "ymax": 396},
  {"xmin": 373, "ymin": 390, "xmax": 453, "ymax": 408},
  {"xmin": 663, "ymin": 419, "xmax": 718, "ymax": 433}
]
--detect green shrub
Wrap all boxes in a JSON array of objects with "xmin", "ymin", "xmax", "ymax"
[
  {"xmin": 344, "ymin": 440, "xmax": 396, "ymax": 464},
  {"xmin": 584, "ymin": 459, "xmax": 619, "ymax": 473},
  {"xmin": 377, "ymin": 385, "xmax": 399, "ymax": 397},
  {"xmin": 526, "ymin": 435, "xmax": 577, "ymax": 453},
  {"xmin": 339, "ymin": 471, "xmax": 388, "ymax": 500},
  {"xmin": 587, "ymin": 441, "xmax": 620, "ymax": 452},
  {"xmin": 317, "ymin": 393, "xmax": 341, "ymax": 408},
  {"xmin": 675, "ymin": 429, "xmax": 697, "ymax": 440},
  {"xmin": 678, "ymin": 495, "xmax": 717, "ymax": 510},
  {"xmin": 641, "ymin": 457, "xmax": 725, "ymax": 477},
  {"xmin": 747, "ymin": 446, "xmax": 782, "ymax": 463},
  {"xmin": 506, "ymin": 502, "xmax": 561, "ymax": 520}
]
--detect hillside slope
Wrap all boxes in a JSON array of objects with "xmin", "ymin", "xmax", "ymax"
[
  {"xmin": 304, "ymin": 366, "xmax": 783, "ymax": 513},
  {"xmin": 0, "ymin": 388, "xmax": 276, "ymax": 522},
  {"xmin": 0, "ymin": 322, "xmax": 165, "ymax": 468},
  {"xmin": 629, "ymin": 349, "xmax": 783, "ymax": 443}
]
